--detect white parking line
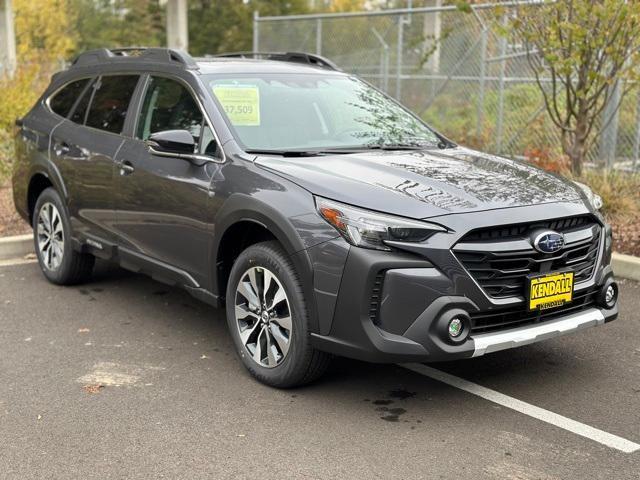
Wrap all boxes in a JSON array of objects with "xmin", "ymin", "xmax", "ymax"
[
  {"xmin": 0, "ymin": 258, "xmax": 37, "ymax": 267},
  {"xmin": 401, "ymin": 363, "xmax": 640, "ymax": 454}
]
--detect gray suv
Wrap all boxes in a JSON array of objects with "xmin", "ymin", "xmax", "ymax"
[{"xmin": 13, "ymin": 48, "xmax": 618, "ymax": 387}]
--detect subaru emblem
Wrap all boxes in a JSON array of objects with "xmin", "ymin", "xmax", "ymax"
[{"xmin": 533, "ymin": 231, "xmax": 565, "ymax": 254}]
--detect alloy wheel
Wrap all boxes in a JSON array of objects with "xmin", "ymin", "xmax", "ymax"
[
  {"xmin": 37, "ymin": 202, "xmax": 64, "ymax": 271},
  {"xmin": 234, "ymin": 266, "xmax": 292, "ymax": 368}
]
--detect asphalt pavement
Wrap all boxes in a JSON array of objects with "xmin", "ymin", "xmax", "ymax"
[{"xmin": 1, "ymin": 260, "xmax": 639, "ymax": 479}]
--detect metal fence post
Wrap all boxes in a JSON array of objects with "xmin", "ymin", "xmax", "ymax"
[
  {"xmin": 253, "ymin": 11, "xmax": 259, "ymax": 52},
  {"xmin": 633, "ymin": 93, "xmax": 640, "ymax": 170},
  {"xmin": 495, "ymin": 14, "xmax": 508, "ymax": 154},
  {"xmin": 477, "ymin": 28, "xmax": 487, "ymax": 140},
  {"xmin": 372, "ymin": 27, "xmax": 390, "ymax": 92},
  {"xmin": 396, "ymin": 15, "xmax": 404, "ymax": 100},
  {"xmin": 599, "ymin": 80, "xmax": 621, "ymax": 169},
  {"xmin": 316, "ymin": 18, "xmax": 322, "ymax": 55}
]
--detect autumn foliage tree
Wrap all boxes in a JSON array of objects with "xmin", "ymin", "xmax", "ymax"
[
  {"xmin": 504, "ymin": 0, "xmax": 640, "ymax": 175},
  {"xmin": 0, "ymin": 0, "xmax": 77, "ymax": 131}
]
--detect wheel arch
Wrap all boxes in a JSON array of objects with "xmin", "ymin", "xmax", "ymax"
[
  {"xmin": 211, "ymin": 195, "xmax": 319, "ymax": 333},
  {"xmin": 27, "ymin": 172, "xmax": 54, "ymax": 224},
  {"xmin": 25, "ymin": 161, "xmax": 70, "ymax": 224}
]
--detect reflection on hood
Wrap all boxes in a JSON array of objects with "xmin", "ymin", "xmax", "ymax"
[{"xmin": 255, "ymin": 147, "xmax": 583, "ymax": 219}]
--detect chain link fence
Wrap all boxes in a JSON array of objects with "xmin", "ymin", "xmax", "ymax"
[{"xmin": 255, "ymin": 1, "xmax": 640, "ymax": 171}]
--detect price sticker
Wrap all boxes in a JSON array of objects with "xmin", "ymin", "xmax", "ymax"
[{"xmin": 213, "ymin": 85, "xmax": 260, "ymax": 126}]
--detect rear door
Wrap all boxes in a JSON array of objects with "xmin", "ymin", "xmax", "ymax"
[
  {"xmin": 113, "ymin": 74, "xmax": 222, "ymax": 287},
  {"xmin": 52, "ymin": 74, "xmax": 140, "ymax": 250},
  {"xmin": 13, "ymin": 78, "xmax": 92, "ymax": 219}
]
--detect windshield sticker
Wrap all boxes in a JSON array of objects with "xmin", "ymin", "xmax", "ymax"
[{"xmin": 212, "ymin": 85, "xmax": 260, "ymax": 126}]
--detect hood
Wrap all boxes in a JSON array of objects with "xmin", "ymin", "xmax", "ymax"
[{"xmin": 255, "ymin": 147, "xmax": 584, "ymax": 219}]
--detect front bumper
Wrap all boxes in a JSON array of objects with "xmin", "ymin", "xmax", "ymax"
[
  {"xmin": 307, "ymin": 204, "xmax": 618, "ymax": 363},
  {"xmin": 471, "ymin": 306, "xmax": 609, "ymax": 357}
]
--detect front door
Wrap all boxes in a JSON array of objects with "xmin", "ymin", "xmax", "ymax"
[{"xmin": 113, "ymin": 75, "xmax": 222, "ymax": 288}]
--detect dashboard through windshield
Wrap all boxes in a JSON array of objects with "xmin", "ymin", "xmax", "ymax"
[{"xmin": 204, "ymin": 73, "xmax": 441, "ymax": 152}]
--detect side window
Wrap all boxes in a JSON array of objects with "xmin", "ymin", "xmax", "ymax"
[
  {"xmin": 86, "ymin": 75, "xmax": 139, "ymax": 134},
  {"xmin": 49, "ymin": 79, "xmax": 90, "ymax": 118},
  {"xmin": 136, "ymin": 76, "xmax": 204, "ymax": 148},
  {"xmin": 69, "ymin": 79, "xmax": 96, "ymax": 125}
]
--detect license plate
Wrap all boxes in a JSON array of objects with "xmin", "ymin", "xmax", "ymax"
[{"xmin": 527, "ymin": 271, "xmax": 574, "ymax": 311}]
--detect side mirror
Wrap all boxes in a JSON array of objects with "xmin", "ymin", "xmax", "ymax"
[{"xmin": 147, "ymin": 129, "xmax": 196, "ymax": 155}]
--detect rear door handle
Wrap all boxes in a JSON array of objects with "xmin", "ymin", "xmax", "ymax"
[{"xmin": 119, "ymin": 160, "xmax": 135, "ymax": 176}]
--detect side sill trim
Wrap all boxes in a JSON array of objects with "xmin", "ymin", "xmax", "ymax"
[
  {"xmin": 118, "ymin": 246, "xmax": 200, "ymax": 288},
  {"xmin": 471, "ymin": 307, "xmax": 605, "ymax": 357}
]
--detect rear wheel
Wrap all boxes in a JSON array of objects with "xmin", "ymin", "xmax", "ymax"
[
  {"xmin": 33, "ymin": 188, "xmax": 94, "ymax": 285},
  {"xmin": 226, "ymin": 241, "xmax": 331, "ymax": 388}
]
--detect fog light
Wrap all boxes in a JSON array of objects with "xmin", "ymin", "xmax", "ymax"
[
  {"xmin": 605, "ymin": 284, "xmax": 617, "ymax": 308},
  {"xmin": 448, "ymin": 318, "xmax": 464, "ymax": 338},
  {"xmin": 605, "ymin": 285, "xmax": 614, "ymax": 303}
]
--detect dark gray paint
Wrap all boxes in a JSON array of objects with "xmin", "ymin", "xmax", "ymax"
[
  {"xmin": 255, "ymin": 147, "xmax": 585, "ymax": 219},
  {"xmin": 12, "ymin": 51, "xmax": 616, "ymax": 364}
]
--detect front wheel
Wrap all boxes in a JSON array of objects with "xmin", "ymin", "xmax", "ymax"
[
  {"xmin": 33, "ymin": 187, "xmax": 94, "ymax": 285},
  {"xmin": 226, "ymin": 241, "xmax": 331, "ymax": 388}
]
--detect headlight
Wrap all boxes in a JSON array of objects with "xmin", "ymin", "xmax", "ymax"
[
  {"xmin": 315, "ymin": 197, "xmax": 446, "ymax": 251},
  {"xmin": 573, "ymin": 181, "xmax": 603, "ymax": 210}
]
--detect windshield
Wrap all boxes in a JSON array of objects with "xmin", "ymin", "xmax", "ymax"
[{"xmin": 204, "ymin": 74, "xmax": 442, "ymax": 152}]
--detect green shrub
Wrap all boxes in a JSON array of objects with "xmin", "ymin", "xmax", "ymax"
[{"xmin": 0, "ymin": 129, "xmax": 14, "ymax": 183}]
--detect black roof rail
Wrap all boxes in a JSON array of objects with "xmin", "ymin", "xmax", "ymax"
[
  {"xmin": 210, "ymin": 52, "xmax": 341, "ymax": 71},
  {"xmin": 71, "ymin": 47, "xmax": 198, "ymax": 69}
]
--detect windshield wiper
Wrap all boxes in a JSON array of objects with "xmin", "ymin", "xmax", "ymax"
[
  {"xmin": 368, "ymin": 144, "xmax": 425, "ymax": 150},
  {"xmin": 245, "ymin": 148, "xmax": 359, "ymax": 157},
  {"xmin": 245, "ymin": 149, "xmax": 327, "ymax": 157},
  {"xmin": 367, "ymin": 140, "xmax": 454, "ymax": 150}
]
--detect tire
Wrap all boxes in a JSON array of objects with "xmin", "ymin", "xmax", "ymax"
[
  {"xmin": 225, "ymin": 241, "xmax": 331, "ymax": 388},
  {"xmin": 32, "ymin": 187, "xmax": 94, "ymax": 285}
]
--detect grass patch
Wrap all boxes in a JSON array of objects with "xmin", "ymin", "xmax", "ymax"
[{"xmin": 579, "ymin": 170, "xmax": 640, "ymax": 218}]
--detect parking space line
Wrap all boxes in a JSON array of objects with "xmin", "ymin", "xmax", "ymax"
[
  {"xmin": 401, "ymin": 363, "xmax": 640, "ymax": 454},
  {"xmin": 0, "ymin": 258, "xmax": 37, "ymax": 267}
]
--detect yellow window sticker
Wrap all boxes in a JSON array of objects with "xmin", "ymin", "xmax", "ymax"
[{"xmin": 213, "ymin": 85, "xmax": 260, "ymax": 126}]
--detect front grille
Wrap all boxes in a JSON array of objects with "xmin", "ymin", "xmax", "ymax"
[
  {"xmin": 453, "ymin": 216, "xmax": 601, "ymax": 299},
  {"xmin": 470, "ymin": 287, "xmax": 598, "ymax": 334},
  {"xmin": 369, "ymin": 272, "xmax": 385, "ymax": 325},
  {"xmin": 461, "ymin": 215, "xmax": 592, "ymax": 242}
]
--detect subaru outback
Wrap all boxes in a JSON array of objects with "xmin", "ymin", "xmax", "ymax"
[{"xmin": 12, "ymin": 48, "xmax": 618, "ymax": 387}]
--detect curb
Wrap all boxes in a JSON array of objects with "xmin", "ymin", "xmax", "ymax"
[
  {"xmin": 0, "ymin": 234, "xmax": 33, "ymax": 261},
  {"xmin": 0, "ymin": 233, "xmax": 638, "ymax": 282},
  {"xmin": 612, "ymin": 253, "xmax": 640, "ymax": 283}
]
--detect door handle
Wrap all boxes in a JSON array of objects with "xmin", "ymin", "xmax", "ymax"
[
  {"xmin": 53, "ymin": 141, "xmax": 70, "ymax": 156},
  {"xmin": 119, "ymin": 160, "xmax": 135, "ymax": 176}
]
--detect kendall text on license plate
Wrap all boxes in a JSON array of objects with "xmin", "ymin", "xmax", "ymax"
[{"xmin": 528, "ymin": 271, "xmax": 574, "ymax": 311}]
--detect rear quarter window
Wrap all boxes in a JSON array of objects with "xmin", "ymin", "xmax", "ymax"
[
  {"xmin": 48, "ymin": 79, "xmax": 90, "ymax": 118},
  {"xmin": 85, "ymin": 75, "xmax": 140, "ymax": 134}
]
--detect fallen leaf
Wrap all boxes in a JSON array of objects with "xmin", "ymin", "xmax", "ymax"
[{"xmin": 82, "ymin": 384, "xmax": 105, "ymax": 394}]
